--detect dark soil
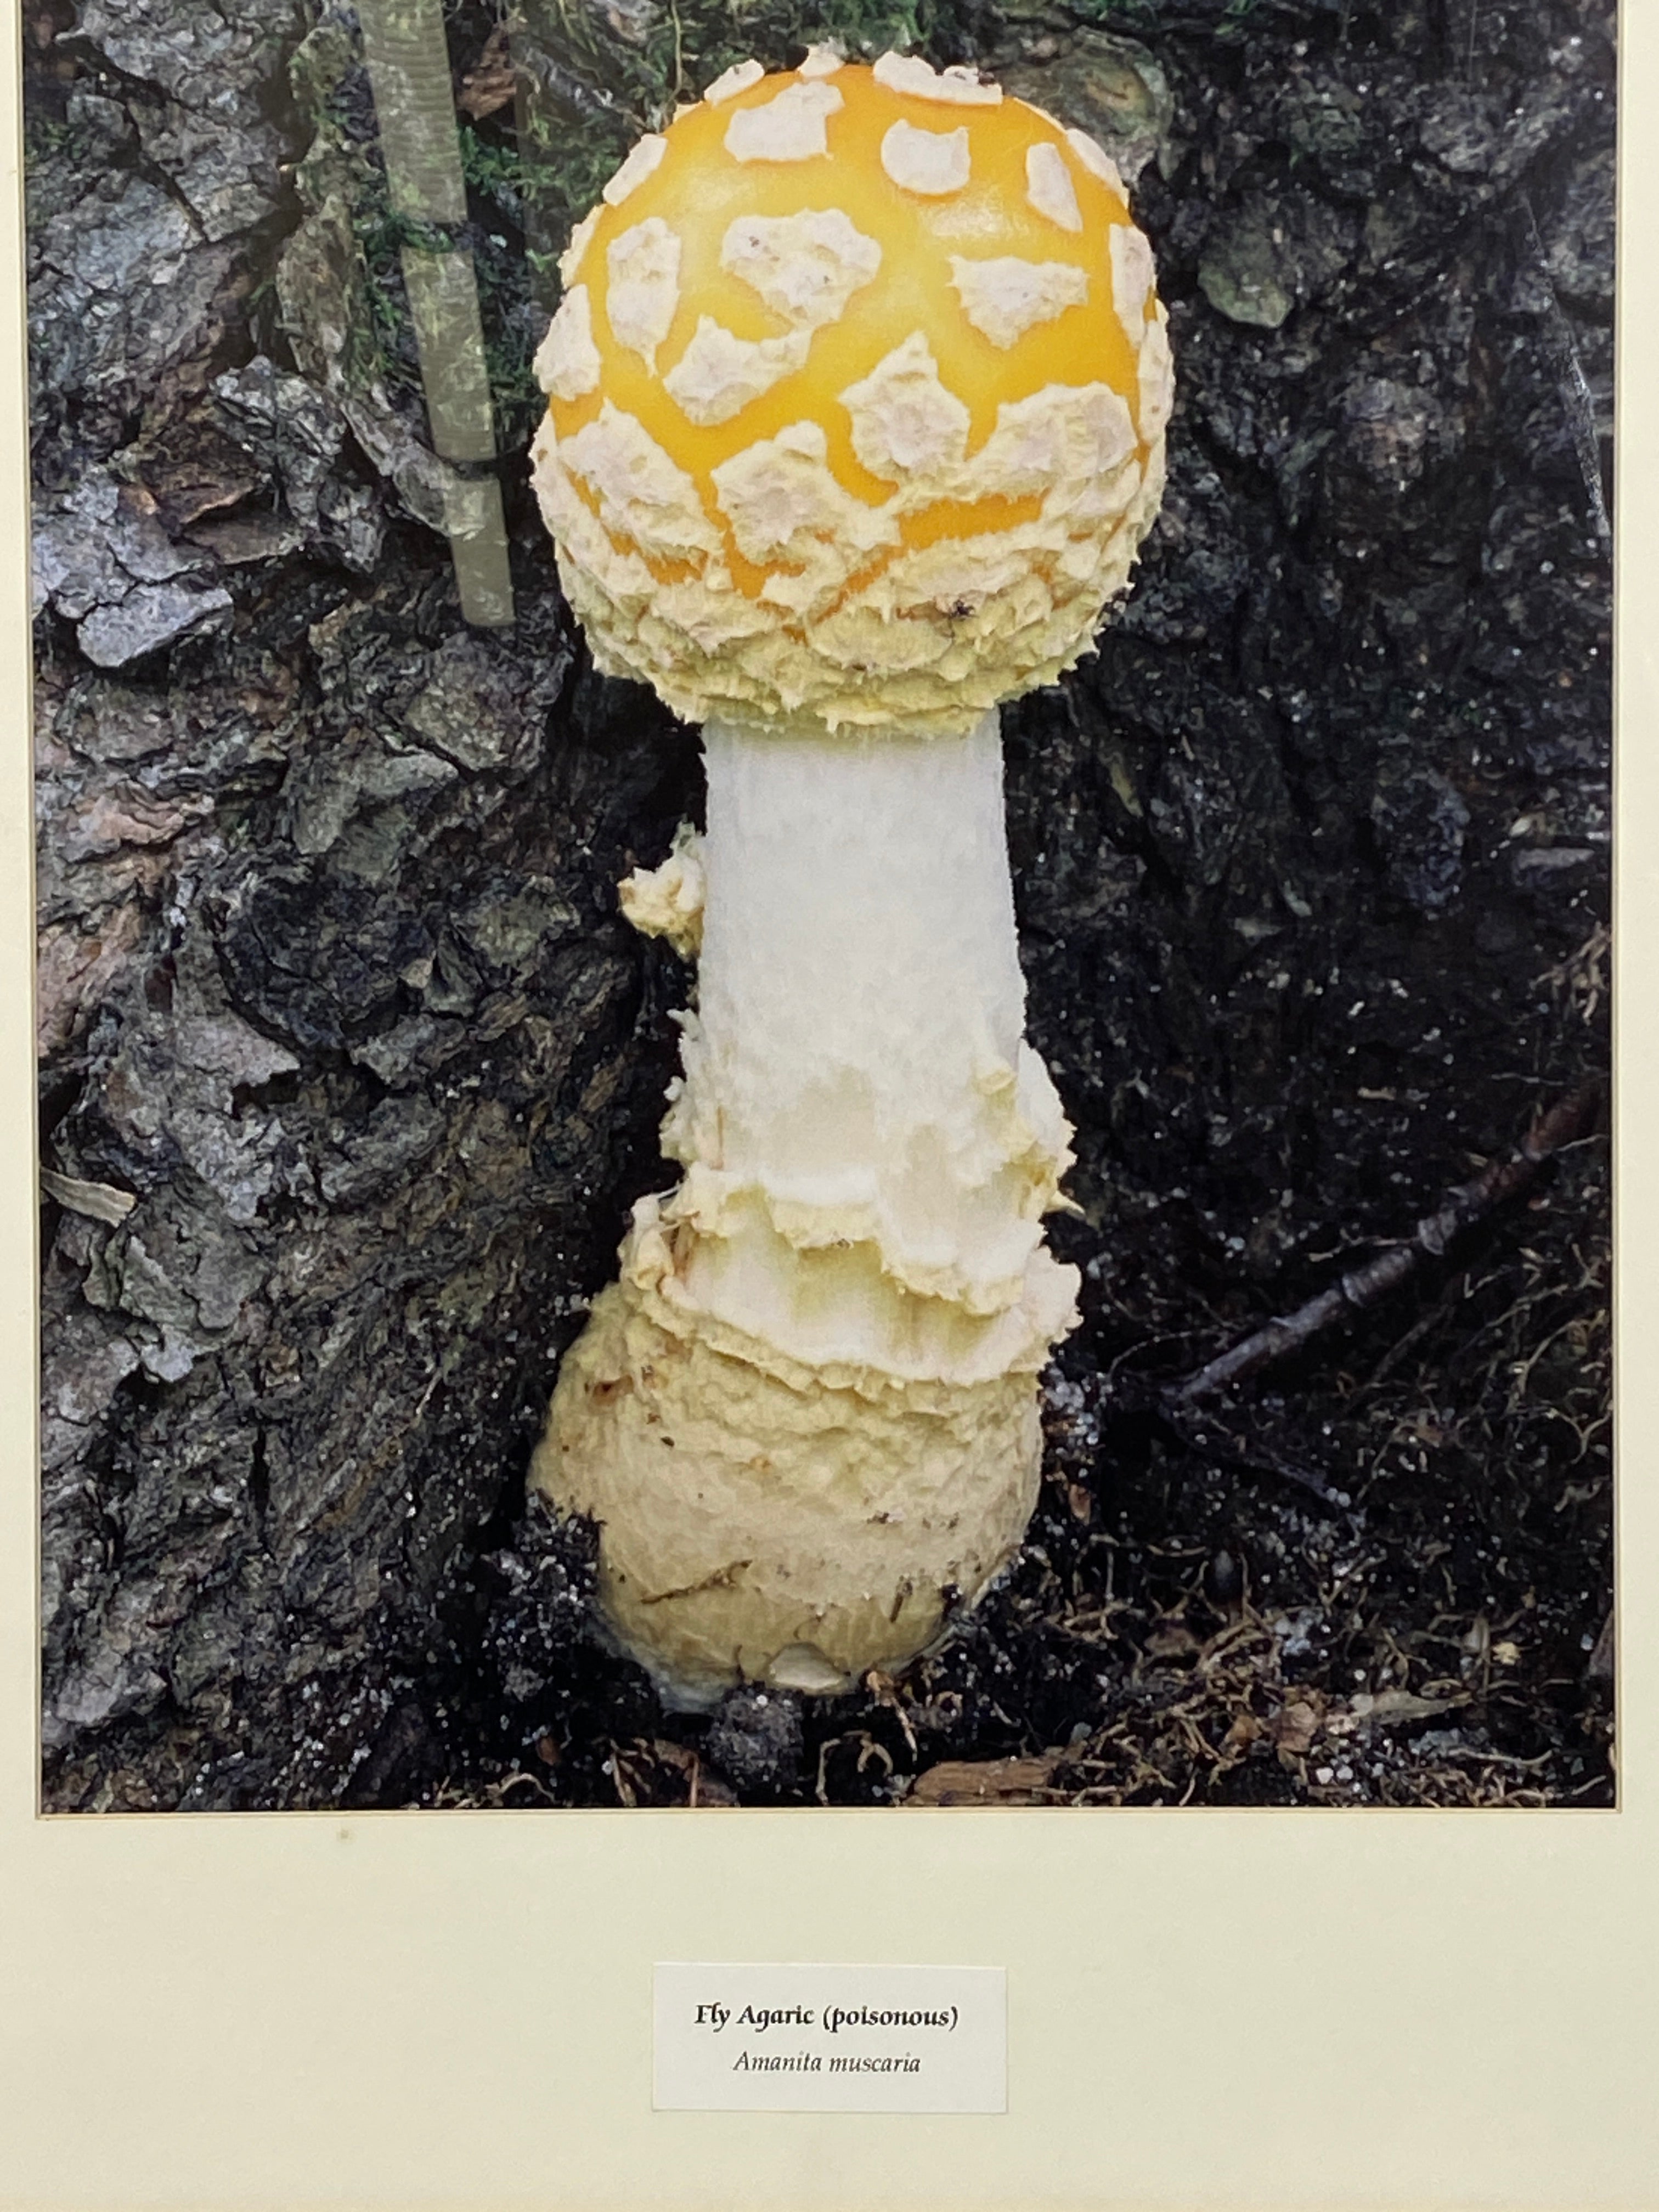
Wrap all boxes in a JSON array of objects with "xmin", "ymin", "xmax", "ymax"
[{"xmin": 34, "ymin": 0, "xmax": 1612, "ymax": 1813}]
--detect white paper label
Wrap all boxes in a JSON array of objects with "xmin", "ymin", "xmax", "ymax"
[{"xmin": 653, "ymin": 1962, "xmax": 1007, "ymax": 2113}]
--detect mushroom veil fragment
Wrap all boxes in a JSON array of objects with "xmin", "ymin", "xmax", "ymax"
[{"xmin": 528, "ymin": 49, "xmax": 1171, "ymax": 1706}]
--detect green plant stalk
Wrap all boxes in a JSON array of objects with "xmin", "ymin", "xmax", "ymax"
[{"xmin": 358, "ymin": 0, "xmax": 515, "ymax": 624}]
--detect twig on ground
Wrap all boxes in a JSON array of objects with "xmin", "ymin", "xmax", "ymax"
[
  {"xmin": 1164, "ymin": 1085, "xmax": 1601, "ymax": 1407},
  {"xmin": 1159, "ymin": 1401, "xmax": 1353, "ymax": 1510},
  {"xmin": 1520, "ymin": 196, "xmax": 1612, "ymax": 548}
]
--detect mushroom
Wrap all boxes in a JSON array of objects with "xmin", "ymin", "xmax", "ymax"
[{"xmin": 527, "ymin": 49, "xmax": 1171, "ymax": 1706}]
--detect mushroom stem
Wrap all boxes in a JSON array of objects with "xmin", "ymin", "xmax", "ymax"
[
  {"xmin": 682, "ymin": 710, "xmax": 1076, "ymax": 1376},
  {"xmin": 532, "ymin": 710, "xmax": 1079, "ymax": 1705}
]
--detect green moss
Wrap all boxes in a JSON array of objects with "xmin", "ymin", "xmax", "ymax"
[
  {"xmin": 24, "ymin": 113, "xmax": 74, "ymax": 159},
  {"xmin": 1215, "ymin": 0, "xmax": 1263, "ymax": 36},
  {"xmin": 1066, "ymin": 0, "xmax": 1167, "ymax": 25},
  {"xmin": 1073, "ymin": 0, "xmax": 1211, "ymax": 29},
  {"xmin": 456, "ymin": 121, "xmax": 532, "ymax": 199}
]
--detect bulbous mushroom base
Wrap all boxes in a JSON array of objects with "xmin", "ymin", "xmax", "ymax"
[{"xmin": 530, "ymin": 1277, "xmax": 1042, "ymax": 1707}]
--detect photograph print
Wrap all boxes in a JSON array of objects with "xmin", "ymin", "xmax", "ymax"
[{"xmin": 33, "ymin": 0, "xmax": 1613, "ymax": 1810}]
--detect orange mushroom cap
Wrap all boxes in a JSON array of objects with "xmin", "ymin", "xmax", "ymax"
[{"xmin": 531, "ymin": 49, "xmax": 1172, "ymax": 734}]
